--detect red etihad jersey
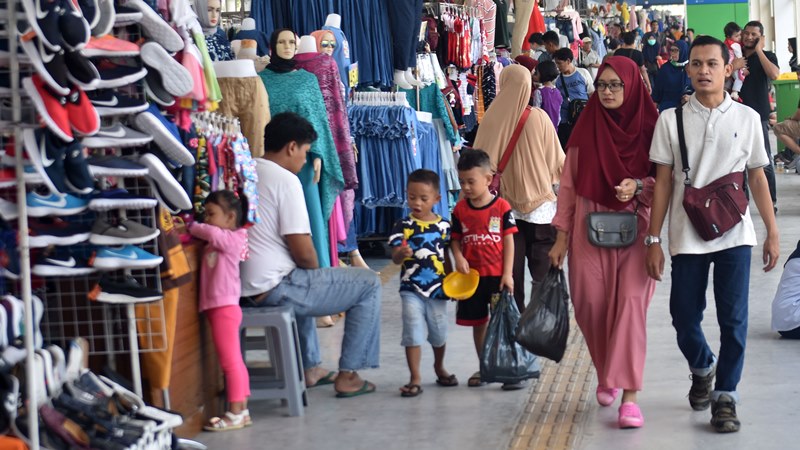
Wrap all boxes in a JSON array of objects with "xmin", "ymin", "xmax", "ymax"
[{"xmin": 451, "ymin": 196, "xmax": 518, "ymax": 277}]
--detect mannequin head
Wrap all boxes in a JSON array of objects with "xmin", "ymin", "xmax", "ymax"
[
  {"xmin": 207, "ymin": 0, "xmax": 221, "ymax": 28},
  {"xmin": 273, "ymin": 30, "xmax": 297, "ymax": 60},
  {"xmin": 320, "ymin": 31, "xmax": 336, "ymax": 56}
]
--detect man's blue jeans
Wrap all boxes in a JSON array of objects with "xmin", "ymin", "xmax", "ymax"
[
  {"xmin": 261, "ymin": 267, "xmax": 382, "ymax": 372},
  {"xmin": 670, "ymin": 246, "xmax": 751, "ymax": 401}
]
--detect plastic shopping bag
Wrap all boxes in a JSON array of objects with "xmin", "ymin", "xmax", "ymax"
[
  {"xmin": 480, "ymin": 291, "xmax": 541, "ymax": 384},
  {"xmin": 515, "ymin": 268, "xmax": 570, "ymax": 363}
]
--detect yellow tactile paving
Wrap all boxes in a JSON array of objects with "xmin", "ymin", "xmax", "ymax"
[{"xmin": 511, "ymin": 313, "xmax": 595, "ymax": 450}]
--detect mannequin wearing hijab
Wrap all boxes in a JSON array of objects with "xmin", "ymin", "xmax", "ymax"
[
  {"xmin": 193, "ymin": 0, "xmax": 233, "ymax": 61},
  {"xmin": 549, "ymin": 56, "xmax": 659, "ymax": 428}
]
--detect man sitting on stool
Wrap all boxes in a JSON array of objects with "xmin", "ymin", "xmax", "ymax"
[
  {"xmin": 240, "ymin": 112, "xmax": 381, "ymax": 397},
  {"xmin": 772, "ymin": 240, "xmax": 800, "ymax": 339}
]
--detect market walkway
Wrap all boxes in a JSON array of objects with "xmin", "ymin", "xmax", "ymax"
[{"xmin": 197, "ymin": 169, "xmax": 800, "ymax": 450}]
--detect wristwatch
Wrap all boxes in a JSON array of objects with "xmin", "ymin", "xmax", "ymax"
[
  {"xmin": 634, "ymin": 178, "xmax": 644, "ymax": 195},
  {"xmin": 644, "ymin": 235, "xmax": 662, "ymax": 246}
]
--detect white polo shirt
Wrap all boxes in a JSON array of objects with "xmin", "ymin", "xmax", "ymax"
[
  {"xmin": 649, "ymin": 93, "xmax": 769, "ymax": 256},
  {"xmin": 240, "ymin": 159, "xmax": 311, "ymax": 296}
]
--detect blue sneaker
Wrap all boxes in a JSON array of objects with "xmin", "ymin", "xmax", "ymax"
[
  {"xmin": 26, "ymin": 191, "xmax": 88, "ymax": 217},
  {"xmin": 63, "ymin": 139, "xmax": 94, "ymax": 194},
  {"xmin": 133, "ymin": 104, "xmax": 194, "ymax": 166},
  {"xmin": 23, "ymin": 128, "xmax": 71, "ymax": 194},
  {"xmin": 0, "ymin": 230, "xmax": 19, "ymax": 280},
  {"xmin": 91, "ymin": 245, "xmax": 163, "ymax": 270}
]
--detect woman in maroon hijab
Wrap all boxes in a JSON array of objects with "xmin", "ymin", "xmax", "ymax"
[{"xmin": 548, "ymin": 56, "xmax": 659, "ymax": 430}]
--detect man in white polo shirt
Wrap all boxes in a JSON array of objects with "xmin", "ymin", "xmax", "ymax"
[
  {"xmin": 645, "ymin": 36, "xmax": 779, "ymax": 433},
  {"xmin": 241, "ymin": 112, "xmax": 381, "ymax": 398}
]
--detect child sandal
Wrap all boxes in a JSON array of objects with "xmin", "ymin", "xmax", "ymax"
[{"xmin": 203, "ymin": 411, "xmax": 246, "ymax": 432}]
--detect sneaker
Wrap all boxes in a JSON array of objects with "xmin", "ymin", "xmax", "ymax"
[
  {"xmin": 26, "ymin": 191, "xmax": 88, "ymax": 216},
  {"xmin": 58, "ymin": 0, "xmax": 91, "ymax": 51},
  {"xmin": 28, "ymin": 217, "xmax": 91, "ymax": 247},
  {"xmin": 22, "ymin": 75, "xmax": 73, "ymax": 142},
  {"xmin": 40, "ymin": 404, "xmax": 92, "ymax": 448},
  {"xmin": 94, "ymin": 62, "xmax": 147, "ymax": 89},
  {"xmin": 88, "ymin": 188, "xmax": 157, "ymax": 211},
  {"xmin": 32, "ymin": 295, "xmax": 44, "ymax": 349},
  {"xmin": 123, "ymin": 0, "xmax": 182, "ymax": 52},
  {"xmin": 140, "ymin": 153, "xmax": 191, "ymax": 211},
  {"xmin": 113, "ymin": 4, "xmax": 142, "ymax": 25},
  {"xmin": 0, "ymin": 230, "xmax": 20, "ymax": 280},
  {"xmin": 65, "ymin": 87, "xmax": 100, "ymax": 136},
  {"xmin": 0, "ymin": 198, "xmax": 18, "ymax": 221},
  {"xmin": 82, "ymin": 123, "xmax": 152, "ymax": 148},
  {"xmin": 596, "ymin": 386, "xmax": 619, "ymax": 407},
  {"xmin": 77, "ymin": 0, "xmax": 100, "ymax": 29},
  {"xmin": 87, "ymin": 155, "xmax": 148, "ymax": 176},
  {"xmin": 88, "ymin": 275, "xmax": 162, "ymax": 303},
  {"xmin": 20, "ymin": 0, "xmax": 63, "ymax": 52},
  {"xmin": 31, "ymin": 250, "xmax": 97, "ymax": 277},
  {"xmin": 91, "ymin": 244, "xmax": 163, "ymax": 269},
  {"xmin": 710, "ymin": 394, "xmax": 740, "ymax": 433},
  {"xmin": 91, "ymin": 0, "xmax": 115, "ymax": 37},
  {"xmin": 23, "ymin": 127, "xmax": 69, "ymax": 194},
  {"xmin": 64, "ymin": 338, "xmax": 88, "ymax": 382},
  {"xmin": 46, "ymin": 345, "xmax": 66, "ymax": 392},
  {"xmin": 63, "ymin": 49, "xmax": 99, "ymax": 90},
  {"xmin": 143, "ymin": 69, "xmax": 175, "ymax": 107},
  {"xmin": 90, "ymin": 218, "xmax": 159, "ymax": 245},
  {"xmin": 1, "ymin": 296, "xmax": 23, "ymax": 340},
  {"xmin": 0, "ymin": 166, "xmax": 47, "ymax": 188},
  {"xmin": 133, "ymin": 105, "xmax": 194, "ymax": 165},
  {"xmin": 139, "ymin": 42, "xmax": 193, "ymax": 97},
  {"xmin": 62, "ymin": 139, "xmax": 94, "ymax": 193},
  {"xmin": 86, "ymin": 89, "xmax": 148, "ymax": 116},
  {"xmin": 618, "ymin": 402, "xmax": 644, "ymax": 429},
  {"xmin": 18, "ymin": 32, "xmax": 70, "ymax": 96},
  {"xmin": 81, "ymin": 34, "xmax": 140, "ymax": 58},
  {"xmin": 688, "ymin": 363, "xmax": 716, "ymax": 411}
]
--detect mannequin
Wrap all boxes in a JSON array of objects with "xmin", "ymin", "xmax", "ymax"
[
  {"xmin": 322, "ymin": 14, "xmax": 353, "ymax": 96},
  {"xmin": 233, "ymin": 17, "xmax": 270, "ymax": 57},
  {"xmin": 310, "ymin": 30, "xmax": 336, "ymax": 57},
  {"xmin": 260, "ymin": 28, "xmax": 344, "ymax": 271},
  {"xmin": 193, "ymin": 0, "xmax": 233, "ymax": 61},
  {"xmin": 324, "ymin": 13, "xmax": 341, "ymax": 28},
  {"xmin": 297, "ymin": 35, "xmax": 317, "ymax": 54},
  {"xmin": 385, "ymin": 1, "xmax": 423, "ymax": 88},
  {"xmin": 511, "ymin": 0, "xmax": 536, "ymax": 57}
]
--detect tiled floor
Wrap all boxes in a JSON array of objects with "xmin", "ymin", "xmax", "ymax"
[{"xmin": 197, "ymin": 165, "xmax": 800, "ymax": 450}]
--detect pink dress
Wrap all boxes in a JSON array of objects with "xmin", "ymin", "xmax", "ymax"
[{"xmin": 551, "ymin": 146, "xmax": 656, "ymax": 391}]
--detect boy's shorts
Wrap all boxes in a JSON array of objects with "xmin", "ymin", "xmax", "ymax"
[
  {"xmin": 456, "ymin": 276, "xmax": 501, "ymax": 326},
  {"xmin": 400, "ymin": 290, "xmax": 449, "ymax": 347},
  {"xmin": 774, "ymin": 119, "xmax": 800, "ymax": 139}
]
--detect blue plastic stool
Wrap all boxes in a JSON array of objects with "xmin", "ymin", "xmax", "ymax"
[{"xmin": 240, "ymin": 306, "xmax": 307, "ymax": 416}]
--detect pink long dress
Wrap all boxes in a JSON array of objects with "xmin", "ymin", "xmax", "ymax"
[{"xmin": 551, "ymin": 146, "xmax": 656, "ymax": 391}]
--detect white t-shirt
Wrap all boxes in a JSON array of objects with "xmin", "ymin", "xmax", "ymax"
[
  {"xmin": 772, "ymin": 256, "xmax": 800, "ymax": 332},
  {"xmin": 649, "ymin": 93, "xmax": 769, "ymax": 256},
  {"xmin": 240, "ymin": 159, "xmax": 311, "ymax": 296}
]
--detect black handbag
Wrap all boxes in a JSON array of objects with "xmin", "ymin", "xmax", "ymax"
[
  {"xmin": 558, "ymin": 76, "xmax": 588, "ymax": 126},
  {"xmin": 586, "ymin": 203, "xmax": 639, "ymax": 248}
]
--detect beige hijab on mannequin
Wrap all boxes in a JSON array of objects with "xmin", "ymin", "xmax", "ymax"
[{"xmin": 473, "ymin": 64, "xmax": 564, "ymax": 214}]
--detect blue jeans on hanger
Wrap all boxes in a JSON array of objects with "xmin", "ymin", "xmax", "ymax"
[{"xmin": 259, "ymin": 267, "xmax": 382, "ymax": 371}]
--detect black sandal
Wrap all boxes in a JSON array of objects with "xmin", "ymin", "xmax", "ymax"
[
  {"xmin": 400, "ymin": 384, "xmax": 423, "ymax": 397},
  {"xmin": 435, "ymin": 374, "xmax": 459, "ymax": 387}
]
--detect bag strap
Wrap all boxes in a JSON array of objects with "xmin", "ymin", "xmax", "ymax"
[
  {"xmin": 558, "ymin": 76, "xmax": 569, "ymax": 101},
  {"xmin": 497, "ymin": 106, "xmax": 532, "ymax": 176},
  {"xmin": 675, "ymin": 104, "xmax": 691, "ymax": 186}
]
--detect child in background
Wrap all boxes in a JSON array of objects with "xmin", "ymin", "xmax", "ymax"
[
  {"xmin": 388, "ymin": 169, "xmax": 457, "ymax": 397},
  {"xmin": 450, "ymin": 149, "xmax": 519, "ymax": 390},
  {"xmin": 723, "ymin": 22, "xmax": 746, "ymax": 100},
  {"xmin": 189, "ymin": 191, "xmax": 251, "ymax": 431},
  {"xmin": 532, "ymin": 60, "xmax": 563, "ymax": 130}
]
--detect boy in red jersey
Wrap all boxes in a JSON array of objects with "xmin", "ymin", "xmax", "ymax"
[{"xmin": 451, "ymin": 149, "xmax": 519, "ymax": 389}]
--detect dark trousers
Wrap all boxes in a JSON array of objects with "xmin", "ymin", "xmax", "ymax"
[
  {"xmin": 779, "ymin": 326, "xmax": 800, "ymax": 339},
  {"xmin": 670, "ymin": 246, "xmax": 751, "ymax": 394},
  {"xmin": 512, "ymin": 220, "xmax": 556, "ymax": 313},
  {"xmin": 557, "ymin": 123, "xmax": 572, "ymax": 150},
  {"xmin": 761, "ymin": 120, "xmax": 777, "ymax": 205},
  {"xmin": 385, "ymin": 0, "xmax": 423, "ymax": 70}
]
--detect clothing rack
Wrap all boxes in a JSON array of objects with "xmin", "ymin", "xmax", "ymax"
[
  {"xmin": 422, "ymin": 1, "xmax": 480, "ymax": 19},
  {"xmin": 192, "ymin": 111, "xmax": 242, "ymax": 135},
  {"xmin": 352, "ymin": 91, "xmax": 411, "ymax": 107}
]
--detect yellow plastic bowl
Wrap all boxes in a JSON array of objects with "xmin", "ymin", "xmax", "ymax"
[{"xmin": 443, "ymin": 269, "xmax": 480, "ymax": 300}]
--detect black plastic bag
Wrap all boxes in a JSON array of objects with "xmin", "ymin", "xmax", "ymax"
[
  {"xmin": 480, "ymin": 291, "xmax": 540, "ymax": 384},
  {"xmin": 515, "ymin": 268, "xmax": 570, "ymax": 363}
]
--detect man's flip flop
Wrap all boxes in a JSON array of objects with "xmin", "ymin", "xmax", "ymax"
[
  {"xmin": 468, "ymin": 371, "xmax": 486, "ymax": 387},
  {"xmin": 435, "ymin": 374, "xmax": 459, "ymax": 387},
  {"xmin": 335, "ymin": 381, "xmax": 376, "ymax": 398},
  {"xmin": 400, "ymin": 384, "xmax": 423, "ymax": 397},
  {"xmin": 308, "ymin": 371, "xmax": 336, "ymax": 388}
]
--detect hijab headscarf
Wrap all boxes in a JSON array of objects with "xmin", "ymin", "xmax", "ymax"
[
  {"xmin": 673, "ymin": 39, "xmax": 689, "ymax": 64},
  {"xmin": 310, "ymin": 30, "xmax": 327, "ymax": 53},
  {"xmin": 514, "ymin": 55, "xmax": 538, "ymax": 73},
  {"xmin": 267, "ymin": 28, "xmax": 297, "ymax": 73},
  {"xmin": 192, "ymin": 0, "xmax": 217, "ymax": 36},
  {"xmin": 568, "ymin": 56, "xmax": 659, "ymax": 210},
  {"xmin": 642, "ymin": 32, "xmax": 660, "ymax": 63},
  {"xmin": 473, "ymin": 65, "xmax": 564, "ymax": 213}
]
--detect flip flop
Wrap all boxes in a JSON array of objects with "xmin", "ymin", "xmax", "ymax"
[
  {"xmin": 335, "ymin": 380, "xmax": 376, "ymax": 398},
  {"xmin": 308, "ymin": 371, "xmax": 336, "ymax": 388},
  {"xmin": 400, "ymin": 384, "xmax": 423, "ymax": 397},
  {"xmin": 467, "ymin": 371, "xmax": 486, "ymax": 388},
  {"xmin": 435, "ymin": 374, "xmax": 459, "ymax": 387}
]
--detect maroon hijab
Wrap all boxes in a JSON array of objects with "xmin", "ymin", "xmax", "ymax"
[{"xmin": 568, "ymin": 56, "xmax": 659, "ymax": 210}]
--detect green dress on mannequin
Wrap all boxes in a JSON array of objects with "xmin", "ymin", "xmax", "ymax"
[{"xmin": 259, "ymin": 68, "xmax": 344, "ymax": 267}]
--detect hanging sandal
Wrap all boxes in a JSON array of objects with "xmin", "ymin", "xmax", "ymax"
[{"xmin": 203, "ymin": 411, "xmax": 246, "ymax": 432}]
